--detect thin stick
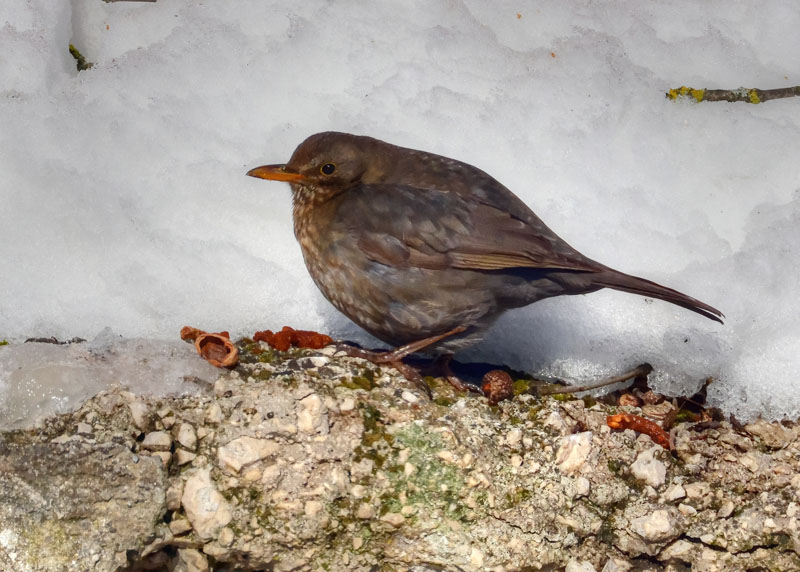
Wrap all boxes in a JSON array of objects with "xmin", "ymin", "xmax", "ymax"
[
  {"xmin": 538, "ymin": 363, "xmax": 653, "ymax": 395},
  {"xmin": 667, "ymin": 86, "xmax": 800, "ymax": 104}
]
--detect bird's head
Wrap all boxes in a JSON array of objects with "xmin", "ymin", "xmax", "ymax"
[{"xmin": 247, "ymin": 132, "xmax": 392, "ymax": 193}]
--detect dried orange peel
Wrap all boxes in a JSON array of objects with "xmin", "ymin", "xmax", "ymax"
[
  {"xmin": 180, "ymin": 326, "xmax": 238, "ymax": 368},
  {"xmin": 253, "ymin": 326, "xmax": 332, "ymax": 351},
  {"xmin": 607, "ymin": 413, "xmax": 672, "ymax": 450}
]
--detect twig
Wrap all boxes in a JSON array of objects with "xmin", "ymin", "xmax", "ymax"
[
  {"xmin": 538, "ymin": 363, "xmax": 653, "ymax": 395},
  {"xmin": 667, "ymin": 85, "xmax": 800, "ymax": 104}
]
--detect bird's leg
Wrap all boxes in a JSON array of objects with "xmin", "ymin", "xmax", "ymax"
[
  {"xmin": 334, "ymin": 325, "xmax": 468, "ymax": 397},
  {"xmin": 371, "ymin": 325, "xmax": 468, "ymax": 363}
]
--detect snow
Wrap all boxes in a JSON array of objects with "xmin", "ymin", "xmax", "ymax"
[{"xmin": 1, "ymin": 0, "xmax": 799, "ymax": 425}]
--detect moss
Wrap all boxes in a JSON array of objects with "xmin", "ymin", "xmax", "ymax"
[
  {"xmin": 380, "ymin": 423, "xmax": 469, "ymax": 521},
  {"xmin": 526, "ymin": 406, "xmax": 542, "ymax": 422},
  {"xmin": 550, "ymin": 393, "xmax": 573, "ymax": 401},
  {"xmin": 607, "ymin": 459, "xmax": 623, "ymax": 474},
  {"xmin": 352, "ymin": 403, "xmax": 392, "ymax": 469},
  {"xmin": 68, "ymin": 44, "xmax": 93, "ymax": 71},
  {"xmin": 505, "ymin": 487, "xmax": 532, "ymax": 506},
  {"xmin": 581, "ymin": 395, "xmax": 597, "ymax": 408},
  {"xmin": 673, "ymin": 410, "xmax": 697, "ymax": 423},
  {"xmin": 348, "ymin": 376, "xmax": 375, "ymax": 391},
  {"xmin": 512, "ymin": 378, "xmax": 531, "ymax": 396},
  {"xmin": 252, "ymin": 368, "xmax": 273, "ymax": 381},
  {"xmin": 433, "ymin": 396, "xmax": 455, "ymax": 407}
]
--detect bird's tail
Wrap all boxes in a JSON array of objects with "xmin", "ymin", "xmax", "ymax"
[{"xmin": 591, "ymin": 269, "xmax": 724, "ymax": 324}]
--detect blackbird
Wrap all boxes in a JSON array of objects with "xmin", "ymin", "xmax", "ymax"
[{"xmin": 247, "ymin": 132, "xmax": 723, "ymax": 389}]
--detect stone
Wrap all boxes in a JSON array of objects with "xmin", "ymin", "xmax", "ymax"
[
  {"xmin": 717, "ymin": 500, "xmax": 735, "ymax": 518},
  {"xmin": 380, "ymin": 513, "xmax": 404, "ymax": 527},
  {"xmin": 305, "ymin": 500, "xmax": 324, "ymax": 516},
  {"xmin": 166, "ymin": 482, "xmax": 183, "ymax": 510},
  {"xmin": 566, "ymin": 560, "xmax": 597, "ymax": 572},
  {"xmin": 297, "ymin": 393, "xmax": 329, "ymax": 434},
  {"xmin": 175, "ymin": 449, "xmax": 197, "ymax": 466},
  {"xmin": 630, "ymin": 509, "xmax": 679, "ymax": 543},
  {"xmin": 127, "ymin": 400, "xmax": 151, "ymax": 431},
  {"xmin": 175, "ymin": 548, "xmax": 209, "ymax": 572},
  {"xmin": 601, "ymin": 558, "xmax": 632, "ymax": 572},
  {"xmin": 664, "ymin": 483, "xmax": 686, "ymax": 501},
  {"xmin": 176, "ymin": 423, "xmax": 198, "ymax": 451},
  {"xmin": 356, "ymin": 503, "xmax": 375, "ymax": 519},
  {"xmin": 505, "ymin": 428, "xmax": 522, "ymax": 447},
  {"xmin": 142, "ymin": 431, "xmax": 172, "ymax": 451},
  {"xmin": 169, "ymin": 518, "xmax": 193, "ymax": 535},
  {"xmin": 76, "ymin": 422, "xmax": 93, "ymax": 436},
  {"xmin": 0, "ymin": 440, "xmax": 164, "ymax": 572},
  {"xmin": 205, "ymin": 403, "xmax": 224, "ymax": 424},
  {"xmin": 745, "ymin": 419, "xmax": 794, "ymax": 449},
  {"xmin": 555, "ymin": 432, "xmax": 593, "ymax": 474},
  {"xmin": 684, "ymin": 482, "xmax": 711, "ymax": 499},
  {"xmin": 217, "ymin": 436, "xmax": 280, "ymax": 474},
  {"xmin": 630, "ymin": 447, "xmax": 666, "ymax": 488},
  {"xmin": 181, "ymin": 468, "xmax": 233, "ymax": 541}
]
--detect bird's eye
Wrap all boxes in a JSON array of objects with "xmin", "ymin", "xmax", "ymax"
[{"xmin": 320, "ymin": 163, "xmax": 336, "ymax": 175}]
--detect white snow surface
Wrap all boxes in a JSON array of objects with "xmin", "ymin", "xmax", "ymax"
[{"xmin": 1, "ymin": 0, "xmax": 799, "ymax": 424}]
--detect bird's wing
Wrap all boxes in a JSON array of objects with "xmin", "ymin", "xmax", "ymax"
[{"xmin": 339, "ymin": 184, "xmax": 602, "ymax": 273}]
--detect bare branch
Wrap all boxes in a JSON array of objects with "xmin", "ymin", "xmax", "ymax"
[{"xmin": 667, "ymin": 85, "xmax": 800, "ymax": 103}]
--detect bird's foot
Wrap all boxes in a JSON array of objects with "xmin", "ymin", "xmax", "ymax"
[
  {"xmin": 428, "ymin": 353, "xmax": 483, "ymax": 394},
  {"xmin": 333, "ymin": 343, "xmax": 433, "ymax": 398},
  {"xmin": 333, "ymin": 326, "xmax": 471, "ymax": 399}
]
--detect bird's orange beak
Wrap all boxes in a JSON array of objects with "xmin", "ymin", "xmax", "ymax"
[{"xmin": 246, "ymin": 164, "xmax": 306, "ymax": 183}]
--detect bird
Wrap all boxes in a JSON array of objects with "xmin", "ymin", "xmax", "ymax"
[{"xmin": 247, "ymin": 132, "xmax": 723, "ymax": 393}]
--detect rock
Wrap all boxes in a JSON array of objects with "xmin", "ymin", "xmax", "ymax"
[
  {"xmin": 630, "ymin": 446, "xmax": 666, "ymax": 488},
  {"xmin": 297, "ymin": 393, "xmax": 329, "ymax": 434},
  {"xmin": 127, "ymin": 399, "xmax": 151, "ymax": 431},
  {"xmin": 356, "ymin": 503, "xmax": 376, "ymax": 519},
  {"xmin": 745, "ymin": 419, "xmax": 794, "ymax": 448},
  {"xmin": 174, "ymin": 548, "xmax": 209, "ymax": 572},
  {"xmin": 601, "ymin": 558, "xmax": 632, "ymax": 572},
  {"xmin": 0, "ymin": 439, "xmax": 165, "ymax": 572},
  {"xmin": 555, "ymin": 431, "xmax": 593, "ymax": 474},
  {"xmin": 379, "ymin": 512, "xmax": 404, "ymax": 527},
  {"xmin": 205, "ymin": 403, "xmax": 224, "ymax": 424},
  {"xmin": 664, "ymin": 483, "xmax": 686, "ymax": 501},
  {"xmin": 566, "ymin": 560, "xmax": 597, "ymax": 572},
  {"xmin": 401, "ymin": 390, "xmax": 419, "ymax": 403},
  {"xmin": 3, "ymin": 345, "xmax": 800, "ymax": 571},
  {"xmin": 175, "ymin": 449, "xmax": 197, "ymax": 465},
  {"xmin": 684, "ymin": 481, "xmax": 711, "ymax": 499},
  {"xmin": 142, "ymin": 430, "xmax": 172, "ymax": 451},
  {"xmin": 217, "ymin": 436, "xmax": 280, "ymax": 474},
  {"xmin": 717, "ymin": 500, "xmax": 735, "ymax": 518},
  {"xmin": 76, "ymin": 421, "xmax": 93, "ymax": 436},
  {"xmin": 630, "ymin": 509, "xmax": 680, "ymax": 543},
  {"xmin": 169, "ymin": 518, "xmax": 193, "ymax": 535},
  {"xmin": 176, "ymin": 423, "xmax": 198, "ymax": 451},
  {"xmin": 181, "ymin": 467, "xmax": 233, "ymax": 541},
  {"xmin": 166, "ymin": 482, "xmax": 183, "ymax": 510}
]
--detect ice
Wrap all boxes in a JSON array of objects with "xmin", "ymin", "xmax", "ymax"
[
  {"xmin": 1, "ymin": 1, "xmax": 799, "ymax": 422},
  {"xmin": 0, "ymin": 328, "xmax": 220, "ymax": 430}
]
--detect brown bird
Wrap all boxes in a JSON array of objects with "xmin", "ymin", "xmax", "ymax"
[{"xmin": 247, "ymin": 132, "xmax": 723, "ymax": 392}]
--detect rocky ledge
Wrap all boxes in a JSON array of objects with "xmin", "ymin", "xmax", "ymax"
[{"xmin": 1, "ymin": 341, "xmax": 799, "ymax": 572}]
